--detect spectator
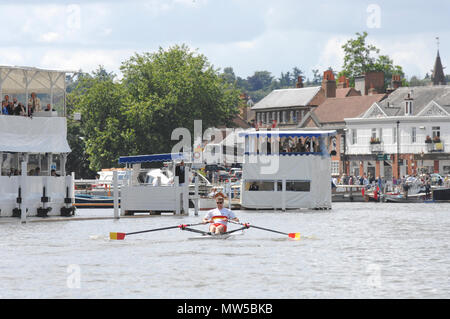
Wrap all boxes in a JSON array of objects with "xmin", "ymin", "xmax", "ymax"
[
  {"xmin": 14, "ymin": 103, "xmax": 26, "ymax": 116},
  {"xmin": 45, "ymin": 104, "xmax": 52, "ymax": 111},
  {"xmin": 1, "ymin": 100, "xmax": 9, "ymax": 115},
  {"xmin": 175, "ymin": 160, "xmax": 186, "ymax": 186},
  {"xmin": 35, "ymin": 167, "xmax": 40, "ymax": 176},
  {"xmin": 7, "ymin": 102, "xmax": 14, "ymax": 115},
  {"xmin": 51, "ymin": 169, "xmax": 60, "ymax": 177},
  {"xmin": 28, "ymin": 92, "xmax": 41, "ymax": 112}
]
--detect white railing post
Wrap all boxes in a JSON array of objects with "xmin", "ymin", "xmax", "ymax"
[
  {"xmin": 113, "ymin": 170, "xmax": 119, "ymax": 219},
  {"xmin": 20, "ymin": 161, "xmax": 27, "ymax": 223},
  {"xmin": 282, "ymin": 178, "xmax": 286, "ymax": 212},
  {"xmin": 194, "ymin": 175, "xmax": 199, "ymax": 216},
  {"xmin": 183, "ymin": 167, "xmax": 189, "ymax": 215},
  {"xmin": 175, "ymin": 176, "xmax": 180, "ymax": 215}
]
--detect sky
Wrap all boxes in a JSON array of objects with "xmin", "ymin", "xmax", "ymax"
[{"xmin": 0, "ymin": 0, "xmax": 449, "ymax": 81}]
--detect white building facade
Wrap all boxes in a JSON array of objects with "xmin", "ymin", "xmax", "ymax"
[{"xmin": 344, "ymin": 86, "xmax": 450, "ymax": 180}]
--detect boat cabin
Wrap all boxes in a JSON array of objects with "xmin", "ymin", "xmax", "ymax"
[{"xmin": 239, "ymin": 130, "xmax": 336, "ymax": 210}]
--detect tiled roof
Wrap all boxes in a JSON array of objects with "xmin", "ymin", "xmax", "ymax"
[
  {"xmin": 377, "ymin": 86, "xmax": 450, "ymax": 115},
  {"xmin": 313, "ymin": 94, "xmax": 386, "ymax": 123},
  {"xmin": 251, "ymin": 86, "xmax": 321, "ymax": 110}
]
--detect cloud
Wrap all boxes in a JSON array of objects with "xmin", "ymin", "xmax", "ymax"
[{"xmin": 39, "ymin": 49, "xmax": 134, "ymax": 74}]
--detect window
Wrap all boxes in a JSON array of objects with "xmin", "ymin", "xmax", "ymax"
[
  {"xmin": 371, "ymin": 128, "xmax": 377, "ymax": 139},
  {"xmin": 245, "ymin": 180, "xmax": 274, "ymax": 191},
  {"xmin": 432, "ymin": 126, "xmax": 440, "ymax": 139},
  {"xmin": 277, "ymin": 180, "xmax": 311, "ymax": 192},
  {"xmin": 331, "ymin": 161, "xmax": 339, "ymax": 175},
  {"xmin": 351, "ymin": 129, "xmax": 357, "ymax": 145},
  {"xmin": 246, "ymin": 180, "xmax": 311, "ymax": 192},
  {"xmin": 411, "ymin": 127, "xmax": 416, "ymax": 143},
  {"xmin": 405, "ymin": 101, "xmax": 413, "ymax": 115},
  {"xmin": 286, "ymin": 180, "xmax": 311, "ymax": 192}
]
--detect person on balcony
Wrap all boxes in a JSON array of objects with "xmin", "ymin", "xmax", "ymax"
[{"xmin": 28, "ymin": 92, "xmax": 41, "ymax": 112}]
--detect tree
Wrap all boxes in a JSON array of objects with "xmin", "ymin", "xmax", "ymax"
[
  {"xmin": 120, "ymin": 44, "xmax": 240, "ymax": 155},
  {"xmin": 246, "ymin": 71, "xmax": 274, "ymax": 91},
  {"xmin": 340, "ymin": 31, "xmax": 404, "ymax": 87},
  {"xmin": 68, "ymin": 67, "xmax": 133, "ymax": 172}
]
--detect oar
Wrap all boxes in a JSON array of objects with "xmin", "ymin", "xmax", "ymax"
[
  {"xmin": 110, "ymin": 223, "xmax": 205, "ymax": 240},
  {"xmin": 229, "ymin": 220, "xmax": 300, "ymax": 240}
]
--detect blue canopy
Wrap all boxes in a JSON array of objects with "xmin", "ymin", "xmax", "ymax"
[
  {"xmin": 239, "ymin": 130, "xmax": 336, "ymax": 138},
  {"xmin": 119, "ymin": 153, "xmax": 187, "ymax": 164}
]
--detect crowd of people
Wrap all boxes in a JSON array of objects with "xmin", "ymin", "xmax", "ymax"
[
  {"xmin": 3, "ymin": 167, "xmax": 60, "ymax": 177},
  {"xmin": 1, "ymin": 93, "xmax": 53, "ymax": 116},
  {"xmin": 258, "ymin": 136, "xmax": 321, "ymax": 154},
  {"xmin": 332, "ymin": 172, "xmax": 450, "ymax": 193}
]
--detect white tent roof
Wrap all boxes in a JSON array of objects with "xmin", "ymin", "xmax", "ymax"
[{"xmin": 0, "ymin": 65, "xmax": 74, "ymax": 94}]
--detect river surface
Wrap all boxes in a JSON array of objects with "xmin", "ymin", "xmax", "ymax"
[{"xmin": 1, "ymin": 202, "xmax": 449, "ymax": 299}]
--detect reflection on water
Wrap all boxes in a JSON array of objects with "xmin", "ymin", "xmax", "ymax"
[{"xmin": 1, "ymin": 202, "xmax": 450, "ymax": 298}]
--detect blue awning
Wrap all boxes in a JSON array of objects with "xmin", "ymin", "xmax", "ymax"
[
  {"xmin": 119, "ymin": 153, "xmax": 187, "ymax": 164},
  {"xmin": 239, "ymin": 130, "xmax": 336, "ymax": 138}
]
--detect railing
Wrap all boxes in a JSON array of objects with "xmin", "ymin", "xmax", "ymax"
[
  {"xmin": 369, "ymin": 142, "xmax": 383, "ymax": 153},
  {"xmin": 426, "ymin": 139, "xmax": 444, "ymax": 152}
]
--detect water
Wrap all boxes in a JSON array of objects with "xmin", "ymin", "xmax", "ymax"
[{"xmin": 1, "ymin": 202, "xmax": 449, "ymax": 299}]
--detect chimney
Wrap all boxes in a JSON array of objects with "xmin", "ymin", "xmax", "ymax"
[
  {"xmin": 391, "ymin": 74, "xmax": 402, "ymax": 89},
  {"xmin": 355, "ymin": 71, "xmax": 385, "ymax": 95},
  {"xmin": 296, "ymin": 76, "xmax": 304, "ymax": 88},
  {"xmin": 368, "ymin": 84, "xmax": 377, "ymax": 96},
  {"xmin": 337, "ymin": 76, "xmax": 348, "ymax": 89},
  {"xmin": 322, "ymin": 70, "xmax": 336, "ymax": 98}
]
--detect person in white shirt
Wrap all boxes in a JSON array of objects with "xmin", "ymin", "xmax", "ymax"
[{"xmin": 202, "ymin": 196, "xmax": 239, "ymax": 234}]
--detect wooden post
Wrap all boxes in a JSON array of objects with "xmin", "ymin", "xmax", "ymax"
[{"xmin": 113, "ymin": 170, "xmax": 119, "ymax": 219}]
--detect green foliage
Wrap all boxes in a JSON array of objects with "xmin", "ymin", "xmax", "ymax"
[
  {"xmin": 340, "ymin": 31, "xmax": 404, "ymax": 87},
  {"xmin": 67, "ymin": 45, "xmax": 240, "ymax": 176}
]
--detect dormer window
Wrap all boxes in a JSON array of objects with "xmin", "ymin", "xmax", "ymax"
[{"xmin": 405, "ymin": 100, "xmax": 413, "ymax": 115}]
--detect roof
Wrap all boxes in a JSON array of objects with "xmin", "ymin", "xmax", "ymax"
[
  {"xmin": 377, "ymin": 86, "xmax": 450, "ymax": 115},
  {"xmin": 313, "ymin": 94, "xmax": 386, "ymax": 123},
  {"xmin": 119, "ymin": 153, "xmax": 188, "ymax": 164},
  {"xmin": 432, "ymin": 51, "xmax": 447, "ymax": 85},
  {"xmin": 0, "ymin": 65, "xmax": 74, "ymax": 94},
  {"xmin": 335, "ymin": 87, "xmax": 361, "ymax": 98},
  {"xmin": 251, "ymin": 86, "xmax": 321, "ymax": 110}
]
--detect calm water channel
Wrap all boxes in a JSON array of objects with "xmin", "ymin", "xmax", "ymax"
[{"xmin": 1, "ymin": 202, "xmax": 449, "ymax": 299}]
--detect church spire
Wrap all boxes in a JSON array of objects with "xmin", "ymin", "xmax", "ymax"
[{"xmin": 432, "ymin": 37, "xmax": 446, "ymax": 86}]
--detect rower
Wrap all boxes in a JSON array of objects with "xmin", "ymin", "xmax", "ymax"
[{"xmin": 202, "ymin": 196, "xmax": 239, "ymax": 234}]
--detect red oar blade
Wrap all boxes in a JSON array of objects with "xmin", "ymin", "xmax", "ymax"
[
  {"xmin": 288, "ymin": 233, "xmax": 301, "ymax": 240},
  {"xmin": 110, "ymin": 232, "xmax": 126, "ymax": 240}
]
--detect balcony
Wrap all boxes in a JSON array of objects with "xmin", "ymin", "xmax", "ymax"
[
  {"xmin": 426, "ymin": 138, "xmax": 444, "ymax": 152},
  {"xmin": 369, "ymin": 139, "xmax": 383, "ymax": 153}
]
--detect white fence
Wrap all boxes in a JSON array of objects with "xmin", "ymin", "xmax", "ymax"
[{"xmin": 0, "ymin": 175, "xmax": 73, "ymax": 217}]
